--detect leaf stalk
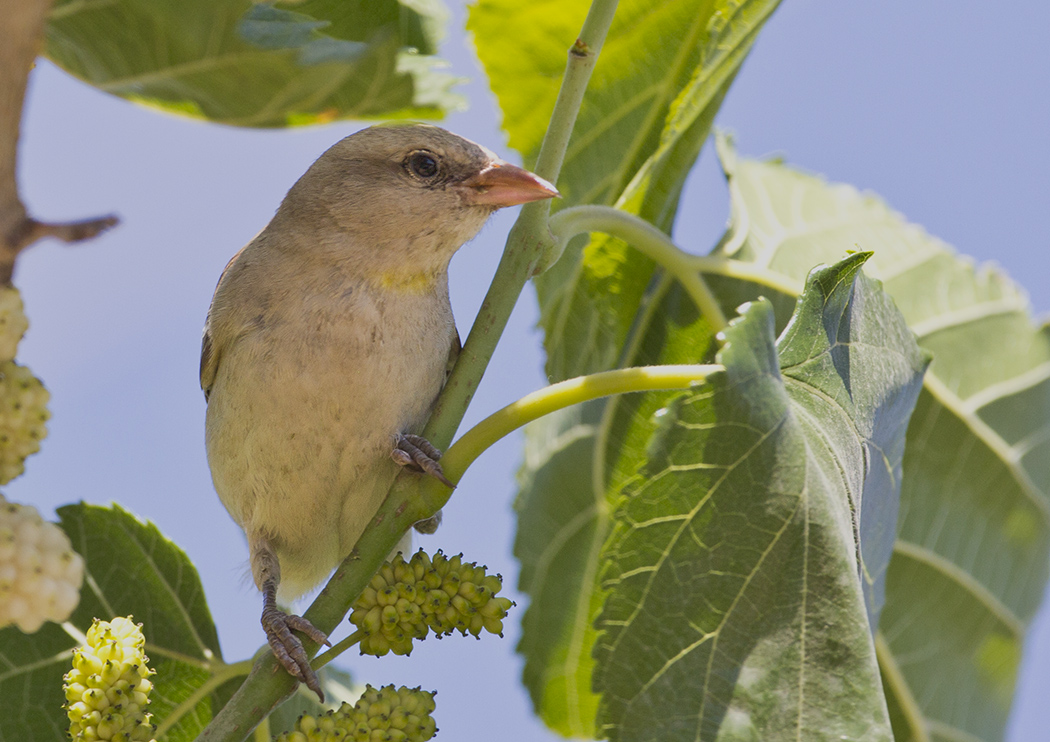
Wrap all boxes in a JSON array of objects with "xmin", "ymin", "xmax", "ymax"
[
  {"xmin": 549, "ymin": 205, "xmax": 730, "ymax": 330},
  {"xmin": 438, "ymin": 364, "xmax": 721, "ymax": 486}
]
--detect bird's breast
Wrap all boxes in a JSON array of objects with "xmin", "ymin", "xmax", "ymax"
[
  {"xmin": 204, "ymin": 281, "xmax": 456, "ymax": 565},
  {"xmin": 218, "ymin": 282, "xmax": 454, "ymax": 440}
]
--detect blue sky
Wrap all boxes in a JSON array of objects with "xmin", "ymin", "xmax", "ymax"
[{"xmin": 10, "ymin": 1, "xmax": 1049, "ymax": 739}]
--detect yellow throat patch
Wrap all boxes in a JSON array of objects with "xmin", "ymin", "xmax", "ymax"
[{"xmin": 377, "ymin": 270, "xmax": 440, "ymax": 295}]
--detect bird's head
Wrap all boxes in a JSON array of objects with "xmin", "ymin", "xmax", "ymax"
[{"xmin": 272, "ymin": 124, "xmax": 558, "ymax": 280}]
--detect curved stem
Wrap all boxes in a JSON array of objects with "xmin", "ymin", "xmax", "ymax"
[
  {"xmin": 154, "ymin": 660, "xmax": 253, "ymax": 738},
  {"xmin": 438, "ymin": 364, "xmax": 721, "ymax": 484},
  {"xmin": 312, "ymin": 630, "xmax": 362, "ymax": 671},
  {"xmin": 61, "ymin": 620, "xmax": 87, "ymax": 646},
  {"xmin": 689, "ymin": 254, "xmax": 802, "ymax": 297},
  {"xmin": 549, "ymin": 205, "xmax": 728, "ymax": 330}
]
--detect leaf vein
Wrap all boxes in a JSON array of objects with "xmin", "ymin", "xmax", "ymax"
[
  {"xmin": 893, "ymin": 540, "xmax": 1024, "ymax": 638},
  {"xmin": 925, "ymin": 374, "xmax": 1050, "ymax": 518},
  {"xmin": 908, "ymin": 299, "xmax": 1029, "ymax": 340},
  {"xmin": 960, "ymin": 360, "xmax": 1050, "ymax": 414}
]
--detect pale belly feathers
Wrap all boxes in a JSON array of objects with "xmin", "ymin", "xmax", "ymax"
[{"xmin": 205, "ymin": 285, "xmax": 454, "ymax": 599}]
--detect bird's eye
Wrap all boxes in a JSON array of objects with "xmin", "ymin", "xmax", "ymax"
[{"xmin": 407, "ymin": 151, "xmax": 439, "ymax": 179}]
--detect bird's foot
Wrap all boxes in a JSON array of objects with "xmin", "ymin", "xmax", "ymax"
[
  {"xmin": 261, "ymin": 604, "xmax": 329, "ymax": 701},
  {"xmin": 392, "ymin": 433, "xmax": 454, "ymax": 488}
]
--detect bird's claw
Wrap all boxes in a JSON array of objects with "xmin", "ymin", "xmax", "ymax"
[
  {"xmin": 261, "ymin": 604, "xmax": 330, "ymax": 702},
  {"xmin": 392, "ymin": 433, "xmax": 454, "ymax": 489}
]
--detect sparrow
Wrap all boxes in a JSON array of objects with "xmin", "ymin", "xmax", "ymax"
[{"xmin": 200, "ymin": 123, "xmax": 558, "ymax": 699}]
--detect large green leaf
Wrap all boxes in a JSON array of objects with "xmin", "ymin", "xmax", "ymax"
[
  {"xmin": 480, "ymin": 1, "xmax": 784, "ymax": 733},
  {"xmin": 594, "ymin": 255, "xmax": 926, "ymax": 741},
  {"xmin": 707, "ymin": 140, "xmax": 1050, "ymax": 741},
  {"xmin": 515, "ymin": 131, "xmax": 1049, "ymax": 738},
  {"xmin": 45, "ymin": 0, "xmax": 460, "ymax": 127},
  {"xmin": 470, "ymin": 0, "xmax": 781, "ymax": 381},
  {"xmin": 0, "ymin": 504, "xmax": 224, "ymax": 741}
]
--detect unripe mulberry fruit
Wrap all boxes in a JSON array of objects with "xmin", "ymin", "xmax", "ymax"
[
  {"xmin": 0, "ymin": 493, "xmax": 83, "ymax": 632},
  {"xmin": 0, "ymin": 361, "xmax": 49, "ymax": 484},
  {"xmin": 0, "ymin": 287, "xmax": 28, "ymax": 363},
  {"xmin": 349, "ymin": 550, "xmax": 514, "ymax": 657},
  {"xmin": 64, "ymin": 616, "xmax": 156, "ymax": 741},
  {"xmin": 274, "ymin": 685, "xmax": 436, "ymax": 742}
]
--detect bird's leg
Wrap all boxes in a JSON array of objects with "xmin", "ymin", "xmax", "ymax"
[
  {"xmin": 251, "ymin": 537, "xmax": 329, "ymax": 702},
  {"xmin": 391, "ymin": 433, "xmax": 454, "ymax": 489}
]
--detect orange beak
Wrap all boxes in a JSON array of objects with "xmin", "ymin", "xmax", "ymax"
[{"xmin": 460, "ymin": 161, "xmax": 560, "ymax": 207}]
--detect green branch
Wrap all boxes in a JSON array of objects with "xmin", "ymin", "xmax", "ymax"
[
  {"xmin": 532, "ymin": 1, "xmax": 620, "ymax": 184},
  {"xmin": 312, "ymin": 630, "xmax": 362, "ymax": 671}
]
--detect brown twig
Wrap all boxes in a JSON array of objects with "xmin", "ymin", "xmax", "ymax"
[{"xmin": 0, "ymin": 0, "xmax": 118, "ymax": 286}]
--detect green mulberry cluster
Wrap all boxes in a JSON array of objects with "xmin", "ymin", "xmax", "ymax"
[
  {"xmin": 0, "ymin": 361, "xmax": 50, "ymax": 484},
  {"xmin": 275, "ymin": 684, "xmax": 437, "ymax": 742},
  {"xmin": 63, "ymin": 616, "xmax": 156, "ymax": 742},
  {"xmin": 349, "ymin": 550, "xmax": 514, "ymax": 657}
]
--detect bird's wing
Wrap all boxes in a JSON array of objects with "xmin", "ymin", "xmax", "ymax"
[
  {"xmin": 200, "ymin": 247, "xmax": 247, "ymax": 401},
  {"xmin": 200, "ymin": 327, "xmax": 216, "ymax": 401},
  {"xmin": 445, "ymin": 328, "xmax": 461, "ymax": 381}
]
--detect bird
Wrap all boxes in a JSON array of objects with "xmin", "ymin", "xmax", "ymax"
[{"xmin": 200, "ymin": 123, "xmax": 558, "ymax": 699}]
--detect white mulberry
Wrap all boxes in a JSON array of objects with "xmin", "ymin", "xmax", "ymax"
[
  {"xmin": 0, "ymin": 494, "xmax": 83, "ymax": 632},
  {"xmin": 0, "ymin": 361, "xmax": 50, "ymax": 484},
  {"xmin": 0, "ymin": 287, "xmax": 28, "ymax": 363}
]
